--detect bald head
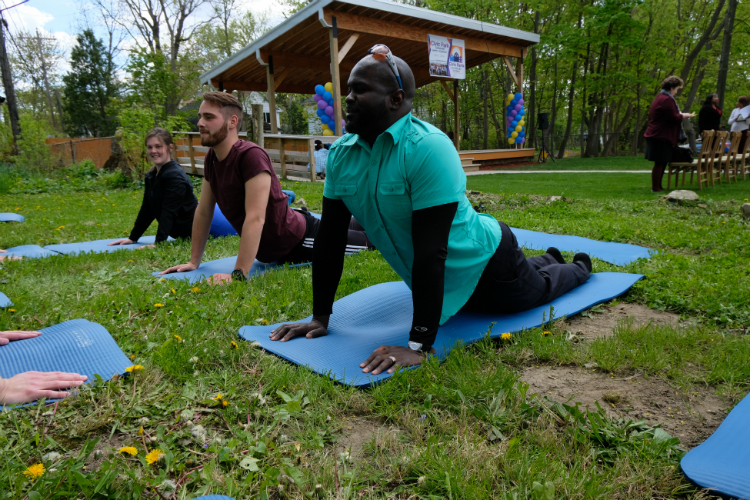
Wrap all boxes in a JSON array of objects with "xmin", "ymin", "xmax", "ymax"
[{"xmin": 353, "ymin": 54, "xmax": 416, "ymax": 101}]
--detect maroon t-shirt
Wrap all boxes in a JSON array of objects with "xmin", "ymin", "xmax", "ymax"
[{"xmin": 203, "ymin": 140, "xmax": 306, "ymax": 263}]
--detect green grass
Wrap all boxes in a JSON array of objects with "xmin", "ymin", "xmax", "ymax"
[
  {"xmin": 1, "ymin": 161, "xmax": 749, "ymax": 499},
  {"xmin": 498, "ymin": 155, "xmax": 652, "ymax": 170}
]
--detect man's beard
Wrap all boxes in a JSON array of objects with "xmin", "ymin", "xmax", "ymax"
[
  {"xmin": 346, "ymin": 99, "xmax": 388, "ymax": 135},
  {"xmin": 200, "ymin": 122, "xmax": 229, "ymax": 147}
]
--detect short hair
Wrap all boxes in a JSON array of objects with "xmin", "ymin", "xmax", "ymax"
[
  {"xmin": 145, "ymin": 127, "xmax": 173, "ymax": 147},
  {"xmin": 661, "ymin": 76, "xmax": 684, "ymax": 91},
  {"xmin": 703, "ymin": 93, "xmax": 718, "ymax": 105},
  {"xmin": 739, "ymin": 96, "xmax": 750, "ymax": 107},
  {"xmin": 202, "ymin": 91, "xmax": 243, "ymax": 121}
]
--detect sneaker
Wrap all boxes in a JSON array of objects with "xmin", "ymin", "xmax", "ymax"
[
  {"xmin": 573, "ymin": 253, "xmax": 592, "ymax": 273},
  {"xmin": 546, "ymin": 247, "xmax": 566, "ymax": 264}
]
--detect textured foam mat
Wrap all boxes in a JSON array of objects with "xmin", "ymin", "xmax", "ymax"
[
  {"xmin": 0, "ymin": 292, "xmax": 12, "ymax": 308},
  {"xmin": 681, "ymin": 392, "xmax": 750, "ymax": 499},
  {"xmin": 510, "ymin": 227, "xmax": 653, "ymax": 266},
  {"xmin": 44, "ymin": 235, "xmax": 174, "ymax": 255},
  {"xmin": 4, "ymin": 245, "xmax": 60, "ymax": 259},
  {"xmin": 239, "ymin": 272, "xmax": 643, "ymax": 387},
  {"xmin": 0, "ymin": 213, "xmax": 24, "ymax": 222}
]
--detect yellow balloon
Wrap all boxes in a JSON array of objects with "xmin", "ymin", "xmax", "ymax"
[
  {"xmin": 515, "ymin": 125, "xmax": 522, "ymax": 132},
  {"xmin": 519, "ymin": 120, "xmax": 525, "ymax": 127},
  {"xmin": 323, "ymin": 129, "xmax": 334, "ymax": 136},
  {"xmin": 324, "ymin": 82, "xmax": 333, "ymax": 92},
  {"xmin": 507, "ymin": 94, "xmax": 514, "ymax": 101},
  {"xmin": 511, "ymin": 131, "xmax": 518, "ymax": 138},
  {"xmin": 508, "ymin": 137, "xmax": 515, "ymax": 145},
  {"xmin": 321, "ymin": 123, "xmax": 329, "ymax": 130}
]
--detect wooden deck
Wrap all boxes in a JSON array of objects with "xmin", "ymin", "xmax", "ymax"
[{"xmin": 458, "ymin": 148, "xmax": 535, "ymax": 165}]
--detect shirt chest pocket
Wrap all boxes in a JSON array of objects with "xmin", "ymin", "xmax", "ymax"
[
  {"xmin": 377, "ymin": 181, "xmax": 411, "ymax": 219},
  {"xmin": 334, "ymin": 184, "xmax": 358, "ymax": 199}
]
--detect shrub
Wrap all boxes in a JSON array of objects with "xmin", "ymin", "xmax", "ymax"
[
  {"xmin": 12, "ymin": 115, "xmax": 53, "ymax": 172},
  {"xmin": 66, "ymin": 159, "xmax": 98, "ymax": 178}
]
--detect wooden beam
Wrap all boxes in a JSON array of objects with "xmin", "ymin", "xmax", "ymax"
[
  {"xmin": 439, "ymin": 80, "xmax": 454, "ymax": 101},
  {"xmin": 337, "ymin": 33, "xmax": 360, "ymax": 60},
  {"xmin": 454, "ymin": 79, "xmax": 460, "ymax": 151},
  {"xmin": 502, "ymin": 56, "xmax": 520, "ymax": 89},
  {"xmin": 259, "ymin": 50, "xmax": 356, "ymax": 73},
  {"xmin": 329, "ymin": 17, "xmax": 343, "ymax": 136},
  {"xmin": 266, "ymin": 63, "xmax": 278, "ymax": 134},
  {"xmin": 251, "ymin": 104, "xmax": 264, "ymax": 147},
  {"xmin": 515, "ymin": 56, "xmax": 523, "ymax": 93},
  {"xmin": 222, "ymin": 80, "xmax": 313, "ymax": 95},
  {"xmin": 322, "ymin": 9, "xmax": 525, "ymax": 58},
  {"xmin": 274, "ymin": 67, "xmax": 291, "ymax": 90},
  {"xmin": 309, "ymin": 138, "xmax": 317, "ymax": 182},
  {"xmin": 279, "ymin": 138, "xmax": 287, "ymax": 180}
]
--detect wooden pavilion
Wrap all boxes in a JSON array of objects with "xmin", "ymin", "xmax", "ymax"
[{"xmin": 195, "ymin": 0, "xmax": 539, "ymax": 176}]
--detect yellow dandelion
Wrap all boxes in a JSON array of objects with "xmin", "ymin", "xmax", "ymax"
[
  {"xmin": 174, "ymin": 334, "xmax": 182, "ymax": 342},
  {"xmin": 119, "ymin": 446, "xmax": 138, "ymax": 456},
  {"xmin": 160, "ymin": 278, "xmax": 166, "ymax": 282},
  {"xmin": 214, "ymin": 393, "xmax": 224, "ymax": 401},
  {"xmin": 145, "ymin": 449, "xmax": 164, "ymax": 465},
  {"xmin": 171, "ymin": 288, "xmax": 176, "ymax": 294},
  {"xmin": 261, "ymin": 319, "xmax": 269, "ymax": 325},
  {"xmin": 8, "ymin": 308, "xmax": 16, "ymax": 312},
  {"xmin": 128, "ymin": 260, "xmax": 134, "ymax": 263},
  {"xmin": 543, "ymin": 331, "xmax": 551, "ymax": 336},
  {"xmin": 125, "ymin": 365, "xmax": 144, "ymax": 372},
  {"xmin": 191, "ymin": 287, "xmax": 201, "ymax": 292},
  {"xmin": 500, "ymin": 332, "xmax": 512, "ymax": 341},
  {"xmin": 138, "ymin": 427, "xmax": 144, "ymax": 436},
  {"xmin": 22, "ymin": 463, "xmax": 45, "ymax": 479},
  {"xmin": 130, "ymin": 354, "xmax": 136, "ymax": 360},
  {"xmin": 97, "ymin": 209, "xmax": 102, "ymax": 212},
  {"xmin": 154, "ymin": 303, "xmax": 164, "ymax": 308},
  {"xmin": 222, "ymin": 399, "xmax": 229, "ymax": 407},
  {"xmin": 230, "ymin": 341, "xmax": 238, "ymax": 350}
]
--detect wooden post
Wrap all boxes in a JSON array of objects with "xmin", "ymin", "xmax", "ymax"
[
  {"xmin": 266, "ymin": 56, "xmax": 278, "ymax": 134},
  {"xmin": 70, "ymin": 139, "xmax": 76, "ymax": 164},
  {"xmin": 516, "ymin": 56, "xmax": 524, "ymax": 93},
  {"xmin": 453, "ymin": 79, "xmax": 460, "ymax": 151},
  {"xmin": 251, "ymin": 104, "xmax": 264, "ymax": 147},
  {"xmin": 309, "ymin": 138, "xmax": 317, "ymax": 182},
  {"xmin": 329, "ymin": 17, "xmax": 343, "ymax": 136},
  {"xmin": 279, "ymin": 138, "xmax": 287, "ymax": 180},
  {"xmin": 187, "ymin": 134, "xmax": 196, "ymax": 174}
]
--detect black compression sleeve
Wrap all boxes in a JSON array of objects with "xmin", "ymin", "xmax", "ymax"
[
  {"xmin": 409, "ymin": 202, "xmax": 458, "ymax": 350},
  {"xmin": 312, "ymin": 197, "xmax": 353, "ymax": 318}
]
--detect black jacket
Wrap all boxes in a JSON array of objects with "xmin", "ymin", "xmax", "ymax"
[
  {"xmin": 129, "ymin": 160, "xmax": 198, "ymax": 243},
  {"xmin": 698, "ymin": 103, "xmax": 722, "ymax": 133}
]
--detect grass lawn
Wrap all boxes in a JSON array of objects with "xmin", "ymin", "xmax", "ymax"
[{"xmin": 1, "ymin": 159, "xmax": 749, "ymax": 499}]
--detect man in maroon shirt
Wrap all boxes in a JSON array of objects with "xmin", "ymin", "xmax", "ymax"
[{"xmin": 158, "ymin": 92, "xmax": 372, "ymax": 284}]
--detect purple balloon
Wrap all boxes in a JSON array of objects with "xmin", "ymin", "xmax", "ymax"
[
  {"xmin": 341, "ymin": 119, "xmax": 346, "ymax": 128},
  {"xmin": 317, "ymin": 100, "xmax": 327, "ymax": 110},
  {"xmin": 510, "ymin": 110, "xmax": 518, "ymax": 117},
  {"xmin": 514, "ymin": 104, "xmax": 522, "ymax": 111},
  {"xmin": 313, "ymin": 94, "xmax": 322, "ymax": 102},
  {"xmin": 325, "ymin": 106, "xmax": 334, "ymax": 116},
  {"xmin": 521, "ymin": 138, "xmax": 526, "ymax": 144}
]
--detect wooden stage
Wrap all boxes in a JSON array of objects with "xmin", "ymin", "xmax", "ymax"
[{"xmin": 458, "ymin": 148, "xmax": 535, "ymax": 171}]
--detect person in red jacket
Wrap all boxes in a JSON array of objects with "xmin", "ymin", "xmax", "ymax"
[{"xmin": 643, "ymin": 76, "xmax": 695, "ymax": 192}]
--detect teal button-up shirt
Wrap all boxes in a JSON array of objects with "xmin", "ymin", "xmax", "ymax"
[{"xmin": 324, "ymin": 113, "xmax": 502, "ymax": 324}]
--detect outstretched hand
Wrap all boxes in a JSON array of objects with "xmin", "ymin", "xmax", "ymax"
[
  {"xmin": 0, "ymin": 330, "xmax": 42, "ymax": 346},
  {"xmin": 0, "ymin": 371, "xmax": 88, "ymax": 405},
  {"xmin": 158, "ymin": 262, "xmax": 198, "ymax": 275},
  {"xmin": 107, "ymin": 238, "xmax": 135, "ymax": 246},
  {"xmin": 269, "ymin": 319, "xmax": 329, "ymax": 342},
  {"xmin": 360, "ymin": 345, "xmax": 435, "ymax": 375}
]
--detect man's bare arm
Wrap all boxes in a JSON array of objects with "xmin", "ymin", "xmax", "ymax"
[{"xmin": 233, "ymin": 172, "xmax": 272, "ymax": 275}]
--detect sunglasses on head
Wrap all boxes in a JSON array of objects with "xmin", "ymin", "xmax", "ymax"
[{"xmin": 367, "ymin": 44, "xmax": 403, "ymax": 90}]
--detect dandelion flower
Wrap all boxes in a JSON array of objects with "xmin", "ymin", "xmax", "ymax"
[
  {"xmin": 128, "ymin": 260, "xmax": 134, "ymax": 263},
  {"xmin": 171, "ymin": 288, "xmax": 176, "ymax": 294},
  {"xmin": 214, "ymin": 393, "xmax": 224, "ymax": 401},
  {"xmin": 222, "ymin": 400, "xmax": 229, "ymax": 407},
  {"xmin": 500, "ymin": 332, "xmax": 512, "ymax": 341},
  {"xmin": 119, "ymin": 446, "xmax": 138, "ymax": 456},
  {"xmin": 154, "ymin": 303, "xmax": 164, "ymax": 308},
  {"xmin": 191, "ymin": 287, "xmax": 201, "ymax": 292},
  {"xmin": 138, "ymin": 427, "xmax": 144, "ymax": 436},
  {"xmin": 543, "ymin": 331, "xmax": 551, "ymax": 336},
  {"xmin": 145, "ymin": 449, "xmax": 164, "ymax": 465},
  {"xmin": 230, "ymin": 341, "xmax": 238, "ymax": 350},
  {"xmin": 261, "ymin": 319, "xmax": 269, "ymax": 325},
  {"xmin": 8, "ymin": 308, "xmax": 16, "ymax": 312},
  {"xmin": 173, "ymin": 334, "xmax": 182, "ymax": 342},
  {"xmin": 125, "ymin": 365, "xmax": 144, "ymax": 372},
  {"xmin": 130, "ymin": 354, "xmax": 136, "ymax": 360},
  {"xmin": 22, "ymin": 463, "xmax": 45, "ymax": 479}
]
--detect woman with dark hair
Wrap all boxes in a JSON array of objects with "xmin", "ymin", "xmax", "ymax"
[
  {"xmin": 643, "ymin": 76, "xmax": 695, "ymax": 192},
  {"xmin": 698, "ymin": 93, "xmax": 722, "ymax": 134},
  {"xmin": 108, "ymin": 128, "xmax": 198, "ymax": 247}
]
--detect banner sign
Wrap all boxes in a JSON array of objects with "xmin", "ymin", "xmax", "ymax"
[{"xmin": 428, "ymin": 35, "xmax": 465, "ymax": 79}]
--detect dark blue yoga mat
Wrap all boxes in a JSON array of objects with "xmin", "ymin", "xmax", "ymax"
[
  {"xmin": 194, "ymin": 496, "xmax": 236, "ymax": 500},
  {"xmin": 4, "ymin": 245, "xmax": 60, "ymax": 259},
  {"xmin": 0, "ymin": 319, "xmax": 132, "ymax": 407},
  {"xmin": 153, "ymin": 256, "xmax": 278, "ymax": 284},
  {"xmin": 0, "ymin": 213, "xmax": 24, "ymax": 222},
  {"xmin": 210, "ymin": 192, "xmax": 301, "ymax": 238},
  {"xmin": 681, "ymin": 392, "xmax": 750, "ymax": 499},
  {"xmin": 44, "ymin": 236, "xmax": 174, "ymax": 256},
  {"xmin": 239, "ymin": 272, "xmax": 643, "ymax": 387},
  {"xmin": 0, "ymin": 292, "xmax": 12, "ymax": 308},
  {"xmin": 510, "ymin": 227, "xmax": 653, "ymax": 266}
]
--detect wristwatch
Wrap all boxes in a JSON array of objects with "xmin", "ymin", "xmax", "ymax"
[
  {"xmin": 231, "ymin": 269, "xmax": 247, "ymax": 282},
  {"xmin": 408, "ymin": 340, "xmax": 429, "ymax": 355}
]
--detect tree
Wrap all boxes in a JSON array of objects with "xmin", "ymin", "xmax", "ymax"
[{"xmin": 62, "ymin": 30, "xmax": 119, "ymax": 137}]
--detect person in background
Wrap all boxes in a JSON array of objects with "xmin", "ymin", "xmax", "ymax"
[
  {"xmin": 108, "ymin": 128, "xmax": 198, "ymax": 249},
  {"xmin": 728, "ymin": 96, "xmax": 749, "ymax": 152},
  {"xmin": 0, "ymin": 330, "xmax": 88, "ymax": 405},
  {"xmin": 643, "ymin": 76, "xmax": 695, "ymax": 192},
  {"xmin": 313, "ymin": 139, "xmax": 329, "ymax": 179},
  {"xmin": 698, "ymin": 93, "xmax": 722, "ymax": 134}
]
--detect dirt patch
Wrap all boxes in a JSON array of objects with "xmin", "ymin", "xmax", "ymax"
[
  {"xmin": 564, "ymin": 303, "xmax": 680, "ymax": 339},
  {"xmin": 336, "ymin": 417, "xmax": 400, "ymax": 463},
  {"xmin": 520, "ymin": 365, "xmax": 729, "ymax": 448}
]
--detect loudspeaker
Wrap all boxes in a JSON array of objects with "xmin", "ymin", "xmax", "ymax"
[{"xmin": 537, "ymin": 112, "xmax": 549, "ymax": 130}]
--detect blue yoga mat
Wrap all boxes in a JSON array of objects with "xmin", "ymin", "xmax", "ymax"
[
  {"xmin": 4, "ymin": 245, "xmax": 60, "ymax": 259},
  {"xmin": 194, "ymin": 496, "xmax": 235, "ymax": 500},
  {"xmin": 510, "ymin": 227, "xmax": 653, "ymax": 266},
  {"xmin": 210, "ymin": 191, "xmax": 299, "ymax": 238},
  {"xmin": 681, "ymin": 392, "xmax": 750, "ymax": 499},
  {"xmin": 153, "ymin": 256, "xmax": 279, "ymax": 284},
  {"xmin": 0, "ymin": 319, "xmax": 132, "ymax": 406},
  {"xmin": 239, "ymin": 272, "xmax": 643, "ymax": 387},
  {"xmin": 0, "ymin": 213, "xmax": 24, "ymax": 222},
  {"xmin": 0, "ymin": 292, "xmax": 12, "ymax": 307},
  {"xmin": 44, "ymin": 236, "xmax": 174, "ymax": 256}
]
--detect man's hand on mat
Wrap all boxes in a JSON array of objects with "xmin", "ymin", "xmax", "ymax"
[
  {"xmin": 269, "ymin": 319, "xmax": 329, "ymax": 342},
  {"xmin": 108, "ymin": 238, "xmax": 135, "ymax": 246},
  {"xmin": 0, "ymin": 330, "xmax": 42, "ymax": 345},
  {"xmin": 159, "ymin": 262, "xmax": 198, "ymax": 275},
  {"xmin": 208, "ymin": 273, "xmax": 233, "ymax": 285},
  {"xmin": 0, "ymin": 371, "xmax": 88, "ymax": 405},
  {"xmin": 361, "ymin": 345, "xmax": 435, "ymax": 375}
]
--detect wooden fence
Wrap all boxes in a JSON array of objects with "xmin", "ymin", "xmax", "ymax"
[{"xmin": 45, "ymin": 137, "xmax": 113, "ymax": 169}]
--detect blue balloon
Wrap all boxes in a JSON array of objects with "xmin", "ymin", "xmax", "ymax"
[
  {"xmin": 316, "ymin": 109, "xmax": 325, "ymax": 117},
  {"xmin": 511, "ymin": 120, "xmax": 518, "ymax": 128},
  {"xmin": 320, "ymin": 115, "xmax": 330, "ymax": 124},
  {"xmin": 323, "ymin": 91, "xmax": 332, "ymax": 101},
  {"xmin": 507, "ymin": 105, "xmax": 513, "ymax": 112},
  {"xmin": 518, "ymin": 109, "xmax": 525, "ymax": 117},
  {"xmin": 315, "ymin": 85, "xmax": 325, "ymax": 95},
  {"xmin": 515, "ymin": 137, "xmax": 523, "ymax": 144},
  {"xmin": 519, "ymin": 131, "xmax": 525, "ymax": 137},
  {"xmin": 514, "ymin": 92, "xmax": 522, "ymax": 100}
]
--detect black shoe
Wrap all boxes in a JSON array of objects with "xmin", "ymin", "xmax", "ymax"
[
  {"xmin": 546, "ymin": 247, "xmax": 566, "ymax": 264},
  {"xmin": 573, "ymin": 253, "xmax": 592, "ymax": 273}
]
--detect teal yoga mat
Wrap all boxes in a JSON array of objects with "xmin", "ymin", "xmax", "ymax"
[{"xmin": 239, "ymin": 272, "xmax": 643, "ymax": 387}]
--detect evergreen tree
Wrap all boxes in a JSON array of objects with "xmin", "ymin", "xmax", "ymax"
[{"xmin": 62, "ymin": 30, "xmax": 118, "ymax": 137}]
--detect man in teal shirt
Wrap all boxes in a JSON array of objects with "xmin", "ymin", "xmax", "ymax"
[{"xmin": 270, "ymin": 46, "xmax": 591, "ymax": 374}]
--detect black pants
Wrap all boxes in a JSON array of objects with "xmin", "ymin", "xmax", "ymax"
[
  {"xmin": 279, "ymin": 209, "xmax": 374, "ymax": 264},
  {"xmin": 463, "ymin": 222, "xmax": 590, "ymax": 314}
]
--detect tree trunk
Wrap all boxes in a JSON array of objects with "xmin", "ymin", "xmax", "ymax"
[
  {"xmin": 550, "ymin": 53, "xmax": 559, "ymax": 154},
  {"xmin": 527, "ymin": 11, "xmax": 540, "ymax": 148},
  {"xmin": 482, "ymin": 68, "xmax": 489, "ymax": 150},
  {"xmin": 557, "ymin": 59, "xmax": 577, "ymax": 158},
  {"xmin": 716, "ymin": 0, "xmax": 736, "ymax": 111}
]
